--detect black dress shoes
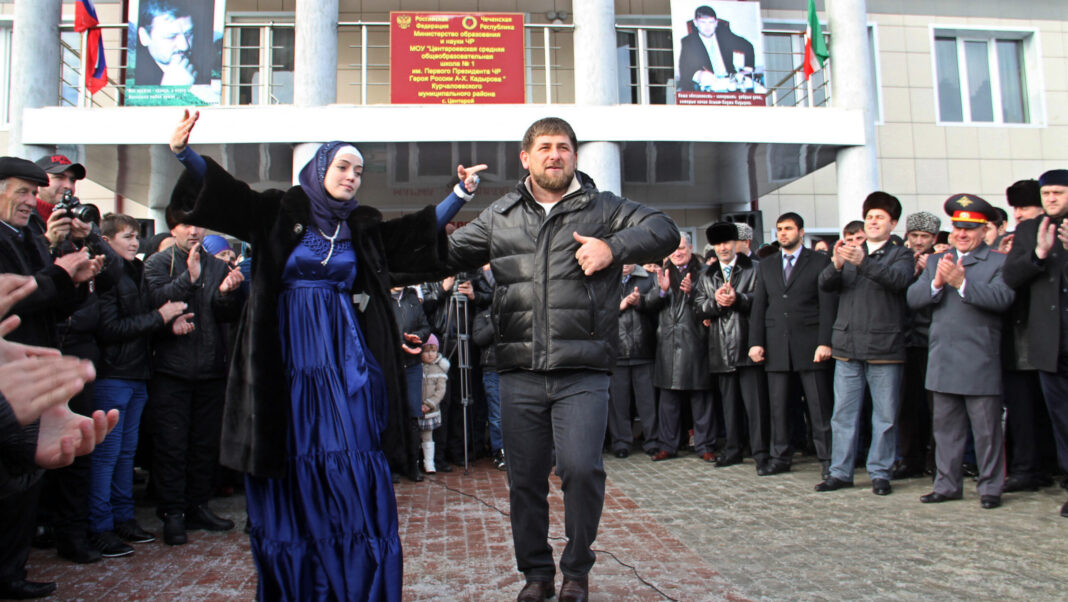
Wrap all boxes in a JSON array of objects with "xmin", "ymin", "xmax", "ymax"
[
  {"xmin": 516, "ymin": 579, "xmax": 555, "ymax": 601},
  {"xmin": 1003, "ymin": 475, "xmax": 1040, "ymax": 493},
  {"xmin": 872, "ymin": 478, "xmax": 892, "ymax": 496},
  {"xmin": 1060, "ymin": 499, "xmax": 1068, "ymax": 518},
  {"xmin": 0, "ymin": 579, "xmax": 57, "ymax": 599},
  {"xmin": 162, "ymin": 512, "xmax": 187, "ymax": 545},
  {"xmin": 758, "ymin": 461, "xmax": 790, "ymax": 476},
  {"xmin": 920, "ymin": 491, "xmax": 962, "ymax": 504},
  {"xmin": 714, "ymin": 453, "xmax": 742, "ymax": 468},
  {"xmin": 613, "ymin": 449, "xmax": 629, "ymax": 459},
  {"xmin": 891, "ymin": 463, "xmax": 925, "ymax": 480},
  {"xmin": 186, "ymin": 504, "xmax": 235, "ymax": 531},
  {"xmin": 814, "ymin": 476, "xmax": 854, "ymax": 492},
  {"xmin": 559, "ymin": 576, "xmax": 588, "ymax": 602},
  {"xmin": 980, "ymin": 495, "xmax": 1001, "ymax": 509},
  {"xmin": 56, "ymin": 532, "xmax": 102, "ymax": 564}
]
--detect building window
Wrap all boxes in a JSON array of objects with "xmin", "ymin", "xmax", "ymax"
[
  {"xmin": 226, "ymin": 17, "xmax": 295, "ymax": 106},
  {"xmin": 933, "ymin": 30, "xmax": 1033, "ymax": 124},
  {"xmin": 390, "ymin": 142, "xmax": 522, "ymax": 186},
  {"xmin": 622, "ymin": 142, "xmax": 692, "ymax": 184}
]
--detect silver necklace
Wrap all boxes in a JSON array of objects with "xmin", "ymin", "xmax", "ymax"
[{"xmin": 319, "ymin": 223, "xmax": 341, "ymax": 266}]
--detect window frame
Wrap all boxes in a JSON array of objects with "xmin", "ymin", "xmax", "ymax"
[{"xmin": 930, "ymin": 25, "xmax": 1045, "ymax": 128}]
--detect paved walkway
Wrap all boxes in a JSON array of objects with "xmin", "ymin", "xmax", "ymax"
[{"xmin": 21, "ymin": 451, "xmax": 1068, "ymax": 600}]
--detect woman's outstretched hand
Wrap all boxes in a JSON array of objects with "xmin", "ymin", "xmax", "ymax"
[
  {"xmin": 170, "ymin": 109, "xmax": 200, "ymax": 154},
  {"xmin": 458, "ymin": 164, "xmax": 489, "ymax": 193}
]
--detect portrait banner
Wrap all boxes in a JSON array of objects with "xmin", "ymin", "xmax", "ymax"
[
  {"xmin": 671, "ymin": 0, "xmax": 767, "ymax": 106},
  {"xmin": 125, "ymin": 0, "xmax": 225, "ymax": 106},
  {"xmin": 390, "ymin": 12, "xmax": 525, "ymax": 104}
]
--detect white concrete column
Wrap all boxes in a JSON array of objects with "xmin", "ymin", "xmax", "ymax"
[
  {"xmin": 9, "ymin": 0, "xmax": 61, "ymax": 159},
  {"xmin": 294, "ymin": 0, "xmax": 338, "ymax": 107},
  {"xmin": 827, "ymin": 0, "xmax": 879, "ymax": 225},
  {"xmin": 292, "ymin": 143, "xmax": 319, "ymax": 185},
  {"xmin": 572, "ymin": 0, "xmax": 622, "ymax": 194}
]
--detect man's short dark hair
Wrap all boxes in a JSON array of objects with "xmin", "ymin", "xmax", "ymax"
[
  {"xmin": 776, "ymin": 212, "xmax": 804, "ymax": 230},
  {"xmin": 139, "ymin": 0, "xmax": 190, "ymax": 33},
  {"xmin": 694, "ymin": 5, "xmax": 717, "ymax": 20},
  {"xmin": 843, "ymin": 220, "xmax": 864, "ymax": 236},
  {"xmin": 522, "ymin": 117, "xmax": 578, "ymax": 153},
  {"xmin": 992, "ymin": 207, "xmax": 1008, "ymax": 226},
  {"xmin": 101, "ymin": 213, "xmax": 141, "ymax": 238}
]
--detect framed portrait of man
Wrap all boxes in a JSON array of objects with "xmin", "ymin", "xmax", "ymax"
[
  {"xmin": 126, "ymin": 0, "xmax": 225, "ymax": 106},
  {"xmin": 672, "ymin": 0, "xmax": 767, "ymax": 106}
]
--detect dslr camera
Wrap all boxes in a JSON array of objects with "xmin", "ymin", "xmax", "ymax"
[{"xmin": 54, "ymin": 190, "xmax": 101, "ymax": 225}]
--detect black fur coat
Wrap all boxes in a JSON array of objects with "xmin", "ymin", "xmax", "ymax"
[{"xmin": 169, "ymin": 157, "xmax": 449, "ymax": 478}]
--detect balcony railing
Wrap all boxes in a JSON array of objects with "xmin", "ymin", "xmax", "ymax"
[{"xmin": 60, "ymin": 21, "xmax": 829, "ymax": 108}]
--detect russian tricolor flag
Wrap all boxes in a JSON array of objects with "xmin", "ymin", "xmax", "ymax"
[{"xmin": 75, "ymin": 0, "xmax": 107, "ymax": 94}]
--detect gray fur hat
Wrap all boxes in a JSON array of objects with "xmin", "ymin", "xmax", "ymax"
[
  {"xmin": 735, "ymin": 222, "xmax": 754, "ymax": 241},
  {"xmin": 905, "ymin": 211, "xmax": 940, "ymax": 235}
]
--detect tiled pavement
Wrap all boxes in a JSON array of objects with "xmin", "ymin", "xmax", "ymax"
[{"xmin": 21, "ymin": 451, "xmax": 1068, "ymax": 601}]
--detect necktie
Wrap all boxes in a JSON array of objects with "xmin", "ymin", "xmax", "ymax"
[
  {"xmin": 784, "ymin": 254, "xmax": 795, "ymax": 282},
  {"xmin": 723, "ymin": 265, "xmax": 732, "ymax": 282}
]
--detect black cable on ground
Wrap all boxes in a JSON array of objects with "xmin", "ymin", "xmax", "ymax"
[{"xmin": 424, "ymin": 476, "xmax": 680, "ymax": 601}]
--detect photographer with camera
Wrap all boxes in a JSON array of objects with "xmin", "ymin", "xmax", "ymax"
[{"xmin": 30, "ymin": 156, "xmax": 100, "ymax": 254}]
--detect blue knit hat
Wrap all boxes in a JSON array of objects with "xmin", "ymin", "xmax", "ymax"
[{"xmin": 201, "ymin": 234, "xmax": 230, "ymax": 257}]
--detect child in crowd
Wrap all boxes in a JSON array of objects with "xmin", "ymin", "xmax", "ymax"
[
  {"xmin": 420, "ymin": 335, "xmax": 448, "ymax": 474},
  {"xmin": 90, "ymin": 213, "xmax": 194, "ymax": 557}
]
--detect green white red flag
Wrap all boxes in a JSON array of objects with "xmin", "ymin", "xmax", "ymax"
[{"xmin": 803, "ymin": 0, "xmax": 829, "ymax": 80}]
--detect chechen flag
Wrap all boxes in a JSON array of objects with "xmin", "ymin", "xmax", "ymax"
[
  {"xmin": 803, "ymin": 0, "xmax": 829, "ymax": 80},
  {"xmin": 75, "ymin": 0, "xmax": 107, "ymax": 94}
]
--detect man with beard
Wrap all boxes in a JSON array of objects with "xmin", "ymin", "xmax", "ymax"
[
  {"xmin": 1004, "ymin": 169, "xmax": 1068, "ymax": 517},
  {"xmin": 446, "ymin": 117, "xmax": 679, "ymax": 602},
  {"xmin": 748, "ymin": 212, "xmax": 837, "ymax": 478}
]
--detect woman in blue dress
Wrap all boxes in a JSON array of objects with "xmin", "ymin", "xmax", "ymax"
[{"xmin": 166, "ymin": 110, "xmax": 484, "ymax": 600}]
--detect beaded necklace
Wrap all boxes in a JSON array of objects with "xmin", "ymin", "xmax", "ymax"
[{"xmin": 319, "ymin": 223, "xmax": 341, "ymax": 266}]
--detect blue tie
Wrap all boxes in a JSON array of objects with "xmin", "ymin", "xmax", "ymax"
[{"xmin": 723, "ymin": 265, "xmax": 732, "ymax": 282}]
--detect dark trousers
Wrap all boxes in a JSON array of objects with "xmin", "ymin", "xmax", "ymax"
[
  {"xmin": 1004, "ymin": 369, "xmax": 1055, "ymax": 479},
  {"xmin": 768, "ymin": 369, "xmax": 833, "ymax": 463},
  {"xmin": 0, "ymin": 480, "xmax": 42, "ymax": 582},
  {"xmin": 656, "ymin": 388, "xmax": 715, "ymax": 454},
  {"xmin": 500, "ymin": 370, "xmax": 609, "ymax": 581},
  {"xmin": 932, "ymin": 393, "xmax": 1005, "ymax": 497},
  {"xmin": 607, "ymin": 362, "xmax": 657, "ymax": 453},
  {"xmin": 1038, "ymin": 368, "xmax": 1068, "ymax": 475},
  {"xmin": 149, "ymin": 373, "xmax": 225, "ymax": 515},
  {"xmin": 38, "ymin": 383, "xmax": 94, "ymax": 543},
  {"xmin": 718, "ymin": 366, "xmax": 770, "ymax": 462},
  {"xmin": 897, "ymin": 346, "xmax": 933, "ymax": 470}
]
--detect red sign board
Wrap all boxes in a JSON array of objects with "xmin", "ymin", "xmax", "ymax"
[{"xmin": 390, "ymin": 12, "xmax": 525, "ymax": 104}]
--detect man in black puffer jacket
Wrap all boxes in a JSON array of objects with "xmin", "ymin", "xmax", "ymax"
[
  {"xmin": 144, "ymin": 209, "xmax": 244, "ymax": 545},
  {"xmin": 447, "ymin": 117, "xmax": 679, "ymax": 601}
]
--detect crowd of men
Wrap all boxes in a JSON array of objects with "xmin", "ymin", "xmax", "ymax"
[
  {"xmin": 605, "ymin": 171, "xmax": 1068, "ymax": 519},
  {"xmin": 1, "ymin": 143, "xmax": 1068, "ymax": 599}
]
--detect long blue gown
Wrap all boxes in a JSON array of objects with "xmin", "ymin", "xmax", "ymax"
[{"xmin": 244, "ymin": 231, "xmax": 403, "ymax": 601}]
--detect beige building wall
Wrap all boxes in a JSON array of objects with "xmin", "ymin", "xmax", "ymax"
[{"xmin": 759, "ymin": 9, "xmax": 1068, "ymax": 242}]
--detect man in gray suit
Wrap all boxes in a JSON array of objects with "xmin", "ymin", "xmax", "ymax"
[{"xmin": 907, "ymin": 194, "xmax": 1015, "ymax": 509}]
